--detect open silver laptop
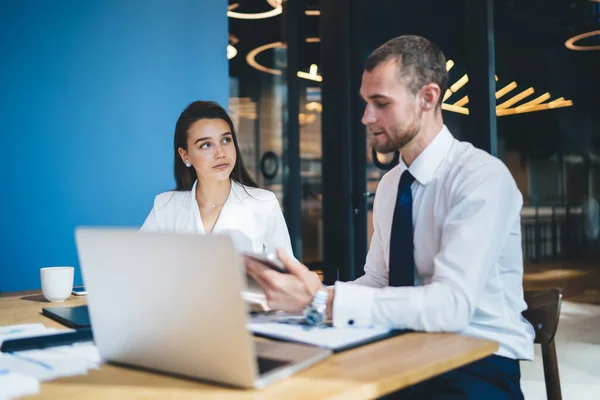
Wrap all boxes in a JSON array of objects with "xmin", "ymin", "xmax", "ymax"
[{"xmin": 75, "ymin": 228, "xmax": 331, "ymax": 389}]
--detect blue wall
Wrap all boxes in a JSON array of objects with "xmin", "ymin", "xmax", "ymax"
[{"xmin": 0, "ymin": 1, "xmax": 228, "ymax": 292}]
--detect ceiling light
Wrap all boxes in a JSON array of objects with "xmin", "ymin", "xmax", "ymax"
[
  {"xmin": 443, "ymin": 89, "xmax": 452, "ymax": 102},
  {"xmin": 496, "ymin": 87, "xmax": 535, "ymax": 109},
  {"xmin": 442, "ymin": 62, "xmax": 573, "ymax": 117},
  {"xmin": 247, "ymin": 41, "xmax": 322, "ymax": 82},
  {"xmin": 227, "ymin": 44, "xmax": 238, "ymax": 60},
  {"xmin": 441, "ymin": 103, "xmax": 469, "ymax": 115},
  {"xmin": 449, "ymin": 74, "xmax": 469, "ymax": 93},
  {"xmin": 246, "ymin": 41, "xmax": 285, "ymax": 75},
  {"xmin": 565, "ymin": 30, "xmax": 600, "ymax": 51},
  {"xmin": 517, "ymin": 92, "xmax": 551, "ymax": 109},
  {"xmin": 496, "ymin": 100, "xmax": 573, "ymax": 117},
  {"xmin": 495, "ymin": 81, "xmax": 517, "ymax": 99},
  {"xmin": 305, "ymin": 102, "xmax": 322, "ymax": 112},
  {"xmin": 453, "ymin": 95, "xmax": 469, "ymax": 107},
  {"xmin": 297, "ymin": 64, "xmax": 322, "ymax": 82},
  {"xmin": 228, "ymin": 0, "xmax": 282, "ymax": 20}
]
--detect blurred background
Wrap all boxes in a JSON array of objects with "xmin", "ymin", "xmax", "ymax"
[{"xmin": 226, "ymin": 0, "xmax": 600, "ymax": 286}]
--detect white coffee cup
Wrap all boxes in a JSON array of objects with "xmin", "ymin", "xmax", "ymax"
[{"xmin": 40, "ymin": 266, "xmax": 74, "ymax": 302}]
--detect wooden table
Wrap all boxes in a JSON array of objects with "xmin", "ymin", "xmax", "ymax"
[{"xmin": 0, "ymin": 292, "xmax": 498, "ymax": 399}]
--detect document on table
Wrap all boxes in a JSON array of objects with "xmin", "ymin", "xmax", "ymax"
[
  {"xmin": 0, "ymin": 323, "xmax": 101, "ymax": 397},
  {"xmin": 0, "ymin": 370, "xmax": 40, "ymax": 400},
  {"xmin": 0, "ymin": 342, "xmax": 100, "ymax": 381},
  {"xmin": 248, "ymin": 315, "xmax": 404, "ymax": 352},
  {"xmin": 0, "ymin": 323, "xmax": 59, "ymax": 346}
]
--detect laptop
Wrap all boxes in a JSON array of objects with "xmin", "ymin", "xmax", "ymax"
[{"xmin": 74, "ymin": 228, "xmax": 331, "ymax": 389}]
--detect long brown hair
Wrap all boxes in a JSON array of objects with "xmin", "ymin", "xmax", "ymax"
[{"xmin": 173, "ymin": 101, "xmax": 257, "ymax": 191}]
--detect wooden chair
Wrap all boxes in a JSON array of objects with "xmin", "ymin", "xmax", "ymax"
[{"xmin": 522, "ymin": 289, "xmax": 563, "ymax": 400}]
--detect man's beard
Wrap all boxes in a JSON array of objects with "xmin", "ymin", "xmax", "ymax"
[{"xmin": 371, "ymin": 108, "xmax": 421, "ymax": 154}]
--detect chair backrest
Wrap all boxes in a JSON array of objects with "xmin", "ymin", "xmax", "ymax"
[{"xmin": 522, "ymin": 289, "xmax": 563, "ymax": 344}]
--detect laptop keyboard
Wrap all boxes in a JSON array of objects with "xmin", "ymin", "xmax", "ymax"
[{"xmin": 256, "ymin": 357, "xmax": 289, "ymax": 375}]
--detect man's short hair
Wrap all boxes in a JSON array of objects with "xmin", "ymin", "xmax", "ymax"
[{"xmin": 366, "ymin": 35, "xmax": 448, "ymax": 108}]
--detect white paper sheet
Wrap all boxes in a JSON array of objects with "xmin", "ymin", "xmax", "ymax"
[
  {"xmin": 0, "ymin": 324, "xmax": 59, "ymax": 347},
  {"xmin": 247, "ymin": 319, "xmax": 393, "ymax": 350},
  {"xmin": 0, "ymin": 323, "xmax": 101, "ymax": 394},
  {"xmin": 0, "ymin": 370, "xmax": 40, "ymax": 400}
]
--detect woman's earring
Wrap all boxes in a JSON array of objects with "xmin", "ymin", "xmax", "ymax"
[{"xmin": 185, "ymin": 161, "xmax": 192, "ymax": 167}]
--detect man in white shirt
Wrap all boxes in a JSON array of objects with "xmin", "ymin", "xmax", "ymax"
[{"xmin": 246, "ymin": 35, "xmax": 535, "ymax": 399}]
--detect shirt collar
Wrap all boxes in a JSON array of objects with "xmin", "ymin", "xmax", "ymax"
[
  {"xmin": 400, "ymin": 125, "xmax": 454, "ymax": 185},
  {"xmin": 188, "ymin": 180, "xmax": 198, "ymax": 208}
]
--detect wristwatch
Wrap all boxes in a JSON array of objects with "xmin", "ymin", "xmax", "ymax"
[{"xmin": 303, "ymin": 288, "xmax": 329, "ymax": 325}]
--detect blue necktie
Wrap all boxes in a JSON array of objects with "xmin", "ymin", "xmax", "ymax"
[{"xmin": 389, "ymin": 170, "xmax": 416, "ymax": 287}]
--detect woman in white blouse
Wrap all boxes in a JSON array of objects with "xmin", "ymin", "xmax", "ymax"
[{"xmin": 141, "ymin": 101, "xmax": 293, "ymax": 257}]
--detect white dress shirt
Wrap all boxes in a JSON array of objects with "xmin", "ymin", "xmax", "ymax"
[
  {"xmin": 140, "ymin": 180, "xmax": 293, "ymax": 257},
  {"xmin": 333, "ymin": 125, "xmax": 535, "ymax": 360}
]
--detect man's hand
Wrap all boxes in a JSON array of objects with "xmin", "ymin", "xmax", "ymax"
[{"xmin": 245, "ymin": 248, "xmax": 322, "ymax": 312}]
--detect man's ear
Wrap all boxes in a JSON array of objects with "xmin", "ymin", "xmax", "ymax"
[{"xmin": 421, "ymin": 83, "xmax": 441, "ymax": 111}]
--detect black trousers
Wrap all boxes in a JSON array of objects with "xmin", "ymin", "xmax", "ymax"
[{"xmin": 381, "ymin": 355, "xmax": 524, "ymax": 400}]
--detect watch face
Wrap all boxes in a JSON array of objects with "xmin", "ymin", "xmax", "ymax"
[{"xmin": 305, "ymin": 309, "xmax": 324, "ymax": 325}]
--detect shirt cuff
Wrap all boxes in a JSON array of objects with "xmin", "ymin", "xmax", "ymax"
[{"xmin": 332, "ymin": 281, "xmax": 376, "ymax": 328}]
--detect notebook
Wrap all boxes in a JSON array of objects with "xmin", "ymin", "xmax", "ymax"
[{"xmin": 248, "ymin": 315, "xmax": 407, "ymax": 352}]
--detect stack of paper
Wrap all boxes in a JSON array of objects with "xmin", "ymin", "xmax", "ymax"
[
  {"xmin": 0, "ymin": 324, "xmax": 58, "ymax": 344},
  {"xmin": 0, "ymin": 324, "xmax": 101, "ymax": 399},
  {"xmin": 0, "ymin": 343, "xmax": 100, "ymax": 382},
  {"xmin": 0, "ymin": 371, "xmax": 39, "ymax": 400},
  {"xmin": 242, "ymin": 291, "xmax": 269, "ymax": 312},
  {"xmin": 248, "ymin": 316, "xmax": 396, "ymax": 351}
]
